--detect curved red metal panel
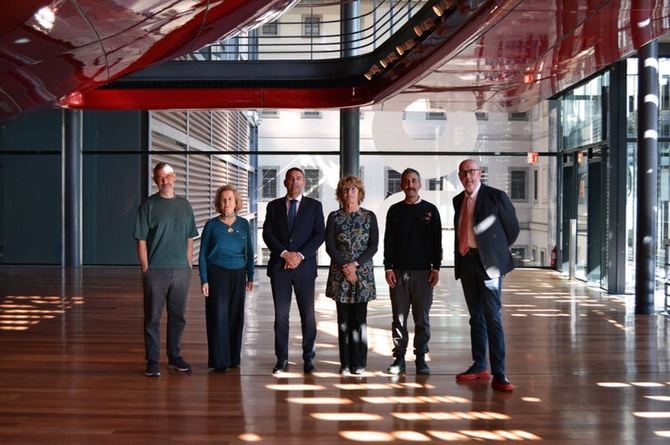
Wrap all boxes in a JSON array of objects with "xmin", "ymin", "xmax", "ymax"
[
  {"xmin": 3, "ymin": 0, "xmax": 670, "ymax": 117},
  {"xmin": 0, "ymin": 0, "xmax": 295, "ymax": 121}
]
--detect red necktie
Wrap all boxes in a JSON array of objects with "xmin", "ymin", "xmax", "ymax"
[{"xmin": 458, "ymin": 196, "xmax": 473, "ymax": 256}]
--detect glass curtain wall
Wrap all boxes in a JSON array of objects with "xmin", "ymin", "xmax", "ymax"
[
  {"xmin": 625, "ymin": 57, "xmax": 670, "ymax": 295},
  {"xmin": 558, "ymin": 73, "xmax": 608, "ymax": 287},
  {"xmin": 256, "ymin": 107, "xmax": 558, "ymax": 268}
]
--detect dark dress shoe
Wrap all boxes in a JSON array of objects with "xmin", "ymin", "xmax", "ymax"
[
  {"xmin": 415, "ymin": 355, "xmax": 430, "ymax": 375},
  {"xmin": 386, "ymin": 356, "xmax": 406, "ymax": 375},
  {"xmin": 272, "ymin": 359, "xmax": 289, "ymax": 374},
  {"xmin": 303, "ymin": 360, "xmax": 317, "ymax": 374},
  {"xmin": 492, "ymin": 375, "xmax": 515, "ymax": 392},
  {"xmin": 214, "ymin": 367, "xmax": 229, "ymax": 373}
]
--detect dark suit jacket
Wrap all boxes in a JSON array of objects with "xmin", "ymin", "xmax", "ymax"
[
  {"xmin": 262, "ymin": 196, "xmax": 325, "ymax": 279},
  {"xmin": 453, "ymin": 183, "xmax": 519, "ymax": 280}
]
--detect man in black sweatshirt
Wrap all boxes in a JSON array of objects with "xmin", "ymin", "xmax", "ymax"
[{"xmin": 383, "ymin": 168, "xmax": 442, "ymax": 375}]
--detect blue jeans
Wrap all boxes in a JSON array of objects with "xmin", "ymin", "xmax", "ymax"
[{"xmin": 459, "ymin": 252, "xmax": 506, "ymax": 376}]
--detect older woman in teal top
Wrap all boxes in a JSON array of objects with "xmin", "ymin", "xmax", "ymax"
[{"xmin": 199, "ymin": 184, "xmax": 254, "ymax": 373}]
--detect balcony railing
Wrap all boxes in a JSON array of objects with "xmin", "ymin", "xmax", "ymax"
[{"xmin": 180, "ymin": 0, "xmax": 430, "ymax": 61}]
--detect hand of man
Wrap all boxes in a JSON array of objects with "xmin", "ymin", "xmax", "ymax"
[
  {"xmin": 246, "ymin": 280, "xmax": 254, "ymax": 291},
  {"xmin": 385, "ymin": 270, "xmax": 397, "ymax": 288},
  {"xmin": 201, "ymin": 283, "xmax": 209, "ymax": 297},
  {"xmin": 282, "ymin": 251, "xmax": 302, "ymax": 269},
  {"xmin": 428, "ymin": 269, "xmax": 440, "ymax": 288}
]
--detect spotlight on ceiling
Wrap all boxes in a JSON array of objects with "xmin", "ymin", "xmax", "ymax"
[
  {"xmin": 379, "ymin": 51, "xmax": 399, "ymax": 69},
  {"xmin": 432, "ymin": 0, "xmax": 457, "ymax": 17},
  {"xmin": 363, "ymin": 64, "xmax": 382, "ymax": 80},
  {"xmin": 413, "ymin": 18, "xmax": 435, "ymax": 37},
  {"xmin": 396, "ymin": 39, "xmax": 417, "ymax": 56}
]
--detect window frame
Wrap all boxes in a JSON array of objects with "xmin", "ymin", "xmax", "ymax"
[
  {"xmin": 261, "ymin": 21, "xmax": 278, "ymax": 36},
  {"xmin": 260, "ymin": 167, "xmax": 279, "ymax": 201},
  {"xmin": 260, "ymin": 110, "xmax": 279, "ymax": 119},
  {"xmin": 509, "ymin": 167, "xmax": 529, "ymax": 202},
  {"xmin": 303, "ymin": 168, "xmax": 321, "ymax": 200},
  {"xmin": 385, "ymin": 168, "xmax": 402, "ymax": 197},
  {"xmin": 300, "ymin": 111, "xmax": 322, "ymax": 119},
  {"xmin": 302, "ymin": 15, "xmax": 321, "ymax": 37},
  {"xmin": 508, "ymin": 111, "xmax": 529, "ymax": 121}
]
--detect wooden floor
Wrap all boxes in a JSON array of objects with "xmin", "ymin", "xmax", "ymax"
[{"xmin": 1, "ymin": 266, "xmax": 669, "ymax": 444}]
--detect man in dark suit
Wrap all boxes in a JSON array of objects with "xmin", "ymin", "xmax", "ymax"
[
  {"xmin": 453, "ymin": 159, "xmax": 519, "ymax": 391},
  {"xmin": 263, "ymin": 167, "xmax": 325, "ymax": 374}
]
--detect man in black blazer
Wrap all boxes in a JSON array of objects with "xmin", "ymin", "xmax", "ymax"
[
  {"xmin": 453, "ymin": 159, "xmax": 519, "ymax": 391},
  {"xmin": 263, "ymin": 167, "xmax": 325, "ymax": 374}
]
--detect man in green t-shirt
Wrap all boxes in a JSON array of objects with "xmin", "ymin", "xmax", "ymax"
[{"xmin": 133, "ymin": 163, "xmax": 198, "ymax": 377}]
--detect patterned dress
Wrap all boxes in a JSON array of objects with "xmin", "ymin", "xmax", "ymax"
[{"xmin": 325, "ymin": 208, "xmax": 378, "ymax": 303}]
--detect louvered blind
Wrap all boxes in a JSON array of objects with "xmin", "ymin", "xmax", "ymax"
[
  {"xmin": 154, "ymin": 110, "xmax": 187, "ymax": 133},
  {"xmin": 188, "ymin": 151, "xmax": 212, "ymax": 257},
  {"xmin": 150, "ymin": 131, "xmax": 187, "ymax": 198},
  {"xmin": 148, "ymin": 110, "xmax": 253, "ymax": 265},
  {"xmin": 189, "ymin": 111, "xmax": 212, "ymax": 146}
]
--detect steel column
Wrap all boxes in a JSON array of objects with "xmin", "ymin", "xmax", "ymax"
[
  {"xmin": 340, "ymin": 1, "xmax": 361, "ymax": 177},
  {"xmin": 635, "ymin": 40, "xmax": 659, "ymax": 314},
  {"xmin": 62, "ymin": 109, "xmax": 82, "ymax": 268}
]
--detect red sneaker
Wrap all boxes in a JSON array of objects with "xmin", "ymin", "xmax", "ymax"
[
  {"xmin": 491, "ymin": 376, "xmax": 515, "ymax": 392},
  {"xmin": 456, "ymin": 367, "xmax": 491, "ymax": 382}
]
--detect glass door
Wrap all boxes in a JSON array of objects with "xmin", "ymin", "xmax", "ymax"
[{"xmin": 575, "ymin": 151, "xmax": 588, "ymax": 281}]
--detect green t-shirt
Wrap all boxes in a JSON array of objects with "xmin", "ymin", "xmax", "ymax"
[{"xmin": 133, "ymin": 194, "xmax": 198, "ymax": 269}]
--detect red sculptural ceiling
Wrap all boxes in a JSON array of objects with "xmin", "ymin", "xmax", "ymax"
[
  {"xmin": 0, "ymin": 0, "xmax": 297, "ymax": 121},
  {"xmin": 1, "ymin": 0, "xmax": 669, "ymax": 119}
]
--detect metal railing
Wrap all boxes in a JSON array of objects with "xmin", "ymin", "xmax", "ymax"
[{"xmin": 180, "ymin": 0, "xmax": 429, "ymax": 61}]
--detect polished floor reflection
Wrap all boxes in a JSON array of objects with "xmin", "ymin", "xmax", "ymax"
[{"xmin": 1, "ymin": 266, "xmax": 669, "ymax": 444}]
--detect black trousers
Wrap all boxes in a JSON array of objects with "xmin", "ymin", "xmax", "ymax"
[
  {"xmin": 206, "ymin": 265, "xmax": 246, "ymax": 369},
  {"xmin": 336, "ymin": 301, "xmax": 368, "ymax": 370},
  {"xmin": 270, "ymin": 269, "xmax": 317, "ymax": 361}
]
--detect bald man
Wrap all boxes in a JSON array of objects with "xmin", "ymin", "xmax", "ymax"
[
  {"xmin": 134, "ymin": 163, "xmax": 198, "ymax": 377},
  {"xmin": 453, "ymin": 159, "xmax": 519, "ymax": 391}
]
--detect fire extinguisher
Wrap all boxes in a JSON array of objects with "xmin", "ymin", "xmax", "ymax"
[{"xmin": 550, "ymin": 246, "xmax": 557, "ymax": 269}]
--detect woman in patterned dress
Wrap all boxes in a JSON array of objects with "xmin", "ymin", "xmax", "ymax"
[{"xmin": 325, "ymin": 176, "xmax": 379, "ymax": 375}]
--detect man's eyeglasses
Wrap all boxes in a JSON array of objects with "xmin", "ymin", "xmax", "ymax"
[{"xmin": 458, "ymin": 168, "xmax": 480, "ymax": 177}]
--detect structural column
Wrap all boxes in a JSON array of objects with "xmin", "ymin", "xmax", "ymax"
[
  {"xmin": 635, "ymin": 40, "xmax": 658, "ymax": 314},
  {"xmin": 340, "ymin": 110, "xmax": 360, "ymax": 177},
  {"xmin": 340, "ymin": 1, "xmax": 360, "ymax": 177},
  {"xmin": 62, "ymin": 109, "xmax": 82, "ymax": 268}
]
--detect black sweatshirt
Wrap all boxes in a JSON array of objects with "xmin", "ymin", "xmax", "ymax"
[{"xmin": 383, "ymin": 199, "xmax": 442, "ymax": 271}]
